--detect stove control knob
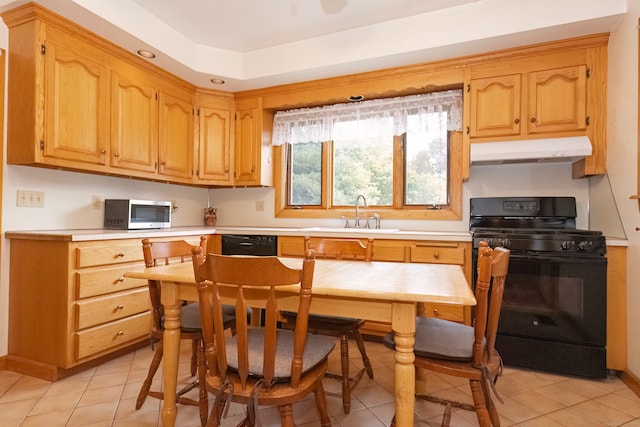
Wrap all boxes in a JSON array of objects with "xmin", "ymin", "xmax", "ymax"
[
  {"xmin": 576, "ymin": 241, "xmax": 591, "ymax": 252},
  {"xmin": 500, "ymin": 238, "xmax": 510, "ymax": 248},
  {"xmin": 560, "ymin": 241, "xmax": 574, "ymax": 251}
]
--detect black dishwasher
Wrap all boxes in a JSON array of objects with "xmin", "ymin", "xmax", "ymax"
[{"xmin": 221, "ymin": 234, "xmax": 278, "ymax": 256}]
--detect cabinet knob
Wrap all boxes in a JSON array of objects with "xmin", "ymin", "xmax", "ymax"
[
  {"xmin": 116, "ymin": 304, "xmax": 124, "ymax": 310},
  {"xmin": 116, "ymin": 252, "xmax": 125, "ymax": 257},
  {"xmin": 161, "ymin": 161, "xmax": 167, "ymax": 166},
  {"xmin": 114, "ymin": 152, "xmax": 120, "ymax": 157},
  {"xmin": 100, "ymin": 149, "xmax": 107, "ymax": 154},
  {"xmin": 635, "ymin": 227, "xmax": 640, "ymax": 231},
  {"xmin": 117, "ymin": 276, "xmax": 125, "ymax": 282},
  {"xmin": 530, "ymin": 117, "xmax": 537, "ymax": 123},
  {"xmin": 514, "ymin": 118, "xmax": 520, "ymax": 124},
  {"xmin": 433, "ymin": 252, "xmax": 440, "ymax": 260},
  {"xmin": 433, "ymin": 308, "xmax": 439, "ymax": 316},
  {"xmin": 116, "ymin": 330, "xmax": 125, "ymax": 336}
]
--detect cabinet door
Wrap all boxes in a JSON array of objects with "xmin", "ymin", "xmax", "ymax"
[
  {"xmin": 198, "ymin": 106, "xmax": 232, "ymax": 183},
  {"xmin": 111, "ymin": 72, "xmax": 158, "ymax": 173},
  {"xmin": 527, "ymin": 65, "xmax": 587, "ymax": 134},
  {"xmin": 234, "ymin": 107, "xmax": 259, "ymax": 184},
  {"xmin": 43, "ymin": 39, "xmax": 109, "ymax": 165},
  {"xmin": 158, "ymin": 91, "xmax": 193, "ymax": 180},
  {"xmin": 469, "ymin": 74, "xmax": 521, "ymax": 138}
]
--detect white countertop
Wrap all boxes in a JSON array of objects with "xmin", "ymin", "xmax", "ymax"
[
  {"xmin": 5, "ymin": 226, "xmax": 473, "ymax": 242},
  {"xmin": 5, "ymin": 226, "xmax": 628, "ymax": 246}
]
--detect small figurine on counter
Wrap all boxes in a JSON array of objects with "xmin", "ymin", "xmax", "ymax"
[{"xmin": 204, "ymin": 207, "xmax": 217, "ymax": 226}]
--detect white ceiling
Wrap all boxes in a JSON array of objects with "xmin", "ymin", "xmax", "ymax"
[{"xmin": 0, "ymin": 0, "xmax": 628, "ymax": 92}]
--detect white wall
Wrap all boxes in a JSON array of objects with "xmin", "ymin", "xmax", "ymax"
[
  {"xmin": 209, "ymin": 163, "xmax": 590, "ymax": 231},
  {"xmin": 606, "ymin": 0, "xmax": 640, "ymax": 379}
]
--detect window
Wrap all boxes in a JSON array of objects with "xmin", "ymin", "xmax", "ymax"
[{"xmin": 273, "ymin": 90, "xmax": 463, "ymax": 220}]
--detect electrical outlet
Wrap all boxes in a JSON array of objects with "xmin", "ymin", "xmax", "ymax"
[
  {"xmin": 92, "ymin": 195, "xmax": 101, "ymax": 210},
  {"xmin": 17, "ymin": 190, "xmax": 44, "ymax": 208},
  {"xmin": 255, "ymin": 200, "xmax": 264, "ymax": 212}
]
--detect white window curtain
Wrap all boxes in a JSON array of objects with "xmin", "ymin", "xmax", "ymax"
[{"xmin": 271, "ymin": 89, "xmax": 462, "ymax": 146}]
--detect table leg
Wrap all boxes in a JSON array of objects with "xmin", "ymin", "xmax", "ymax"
[
  {"xmin": 160, "ymin": 282, "xmax": 181, "ymax": 427},
  {"xmin": 391, "ymin": 302, "xmax": 417, "ymax": 427}
]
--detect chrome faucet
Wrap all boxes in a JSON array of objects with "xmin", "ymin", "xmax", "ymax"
[{"xmin": 354, "ymin": 194, "xmax": 367, "ymax": 228}]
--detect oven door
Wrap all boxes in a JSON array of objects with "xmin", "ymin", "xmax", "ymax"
[{"xmin": 496, "ymin": 253, "xmax": 607, "ymax": 347}]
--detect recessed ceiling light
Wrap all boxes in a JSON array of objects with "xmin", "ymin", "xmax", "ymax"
[
  {"xmin": 210, "ymin": 78, "xmax": 225, "ymax": 85},
  {"xmin": 136, "ymin": 49, "xmax": 156, "ymax": 59},
  {"xmin": 348, "ymin": 95, "xmax": 364, "ymax": 102}
]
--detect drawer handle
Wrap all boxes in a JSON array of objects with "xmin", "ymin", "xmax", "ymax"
[
  {"xmin": 116, "ymin": 330, "xmax": 125, "ymax": 336},
  {"xmin": 433, "ymin": 308, "xmax": 439, "ymax": 315},
  {"xmin": 116, "ymin": 252, "xmax": 125, "ymax": 257},
  {"xmin": 116, "ymin": 304, "xmax": 124, "ymax": 310},
  {"xmin": 117, "ymin": 277, "xmax": 125, "ymax": 282},
  {"xmin": 433, "ymin": 252, "xmax": 440, "ymax": 260}
]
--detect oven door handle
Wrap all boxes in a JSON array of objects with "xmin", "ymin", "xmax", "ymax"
[{"xmin": 508, "ymin": 253, "xmax": 607, "ymax": 263}]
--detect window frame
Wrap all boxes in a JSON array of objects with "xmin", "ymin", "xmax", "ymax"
[{"xmin": 273, "ymin": 131, "xmax": 463, "ymax": 221}]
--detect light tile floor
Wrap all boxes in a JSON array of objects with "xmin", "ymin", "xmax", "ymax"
[{"xmin": 1, "ymin": 339, "xmax": 639, "ymax": 426}]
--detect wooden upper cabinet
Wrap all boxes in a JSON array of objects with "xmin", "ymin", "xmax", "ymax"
[
  {"xmin": 195, "ymin": 91, "xmax": 234, "ymax": 185},
  {"xmin": 2, "ymin": 17, "xmax": 112, "ymax": 170},
  {"xmin": 158, "ymin": 90, "xmax": 194, "ymax": 181},
  {"xmin": 469, "ymin": 65, "xmax": 587, "ymax": 139},
  {"xmin": 111, "ymin": 71, "xmax": 158, "ymax": 173},
  {"xmin": 234, "ymin": 98, "xmax": 262, "ymax": 185},
  {"xmin": 43, "ymin": 36, "xmax": 110, "ymax": 166},
  {"xmin": 528, "ymin": 65, "xmax": 587, "ymax": 134},
  {"xmin": 468, "ymin": 74, "xmax": 521, "ymax": 138}
]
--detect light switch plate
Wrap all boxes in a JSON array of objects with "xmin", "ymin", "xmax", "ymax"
[{"xmin": 17, "ymin": 190, "xmax": 44, "ymax": 208}]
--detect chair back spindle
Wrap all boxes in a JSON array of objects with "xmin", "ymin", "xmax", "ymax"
[{"xmin": 471, "ymin": 241, "xmax": 510, "ymax": 367}]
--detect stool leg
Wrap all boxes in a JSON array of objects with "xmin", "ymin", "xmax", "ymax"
[
  {"xmin": 197, "ymin": 338, "xmax": 208, "ymax": 427},
  {"xmin": 340, "ymin": 334, "xmax": 351, "ymax": 414},
  {"xmin": 191, "ymin": 338, "xmax": 198, "ymax": 376},
  {"xmin": 352, "ymin": 328, "xmax": 374, "ymax": 379},
  {"xmin": 136, "ymin": 341, "xmax": 163, "ymax": 409}
]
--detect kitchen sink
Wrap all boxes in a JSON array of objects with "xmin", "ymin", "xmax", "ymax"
[{"xmin": 300, "ymin": 227, "xmax": 399, "ymax": 234}]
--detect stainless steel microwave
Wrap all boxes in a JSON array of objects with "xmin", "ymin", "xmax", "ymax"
[{"xmin": 104, "ymin": 199, "xmax": 171, "ymax": 230}]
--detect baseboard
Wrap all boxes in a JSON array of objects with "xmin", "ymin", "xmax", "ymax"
[
  {"xmin": 620, "ymin": 369, "xmax": 640, "ymax": 398},
  {"xmin": 5, "ymin": 340, "xmax": 149, "ymax": 381},
  {"xmin": 0, "ymin": 355, "xmax": 6, "ymax": 370},
  {"xmin": 6, "ymin": 355, "xmax": 60, "ymax": 381}
]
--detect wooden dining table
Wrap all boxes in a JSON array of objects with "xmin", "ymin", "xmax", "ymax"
[{"xmin": 125, "ymin": 257, "xmax": 475, "ymax": 427}]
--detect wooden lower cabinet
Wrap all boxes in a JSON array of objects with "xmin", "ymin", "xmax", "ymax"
[
  {"xmin": 606, "ymin": 245, "xmax": 627, "ymax": 371},
  {"xmin": 6, "ymin": 234, "xmax": 208, "ymax": 381},
  {"xmin": 278, "ymin": 236, "xmax": 472, "ymax": 337}
]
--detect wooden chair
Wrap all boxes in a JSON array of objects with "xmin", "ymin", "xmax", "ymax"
[
  {"xmin": 135, "ymin": 237, "xmax": 235, "ymax": 427},
  {"xmin": 383, "ymin": 241, "xmax": 510, "ymax": 427},
  {"xmin": 192, "ymin": 249, "xmax": 334, "ymax": 427},
  {"xmin": 280, "ymin": 237, "xmax": 375, "ymax": 414}
]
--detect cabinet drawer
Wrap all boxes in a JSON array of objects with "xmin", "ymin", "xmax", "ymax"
[
  {"xmin": 76, "ymin": 288, "xmax": 150, "ymax": 329},
  {"xmin": 76, "ymin": 263, "xmax": 147, "ymax": 298},
  {"xmin": 410, "ymin": 244, "xmax": 464, "ymax": 265},
  {"xmin": 75, "ymin": 312, "xmax": 151, "ymax": 360},
  {"xmin": 419, "ymin": 303, "xmax": 465, "ymax": 322},
  {"xmin": 76, "ymin": 243, "xmax": 144, "ymax": 267}
]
